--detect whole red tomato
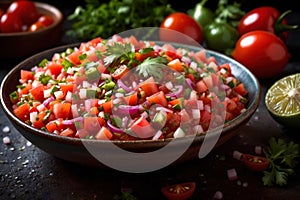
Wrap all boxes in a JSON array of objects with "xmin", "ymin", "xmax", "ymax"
[
  {"xmin": 7, "ymin": 0, "xmax": 39, "ymax": 25},
  {"xmin": 160, "ymin": 12, "xmax": 204, "ymax": 45},
  {"xmin": 237, "ymin": 6, "xmax": 297, "ymax": 41},
  {"xmin": 0, "ymin": 12, "xmax": 23, "ymax": 33},
  {"xmin": 38, "ymin": 15, "xmax": 54, "ymax": 27},
  {"xmin": 232, "ymin": 31, "xmax": 290, "ymax": 79}
]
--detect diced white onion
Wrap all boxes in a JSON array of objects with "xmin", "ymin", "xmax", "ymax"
[
  {"xmin": 192, "ymin": 109, "xmax": 201, "ymax": 119},
  {"xmin": 152, "ymin": 130, "xmax": 163, "ymax": 140},
  {"xmin": 71, "ymin": 104, "xmax": 79, "ymax": 118},
  {"xmin": 82, "ymin": 81, "xmax": 91, "ymax": 88},
  {"xmin": 54, "ymin": 91, "xmax": 64, "ymax": 100},
  {"xmin": 173, "ymin": 127, "xmax": 185, "ymax": 138},
  {"xmin": 65, "ymin": 91, "xmax": 73, "ymax": 102},
  {"xmin": 165, "ymin": 81, "xmax": 173, "ymax": 90},
  {"xmin": 43, "ymin": 88, "xmax": 52, "ymax": 98},
  {"xmin": 37, "ymin": 104, "xmax": 46, "ymax": 112},
  {"xmin": 3, "ymin": 136, "xmax": 11, "ymax": 145},
  {"xmin": 30, "ymin": 112, "xmax": 38, "ymax": 123},
  {"xmin": 79, "ymin": 89, "xmax": 87, "ymax": 99},
  {"xmin": 193, "ymin": 125, "xmax": 203, "ymax": 134}
]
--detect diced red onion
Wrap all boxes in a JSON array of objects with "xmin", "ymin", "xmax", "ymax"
[
  {"xmin": 42, "ymin": 96, "xmax": 55, "ymax": 106},
  {"xmin": 156, "ymin": 106, "xmax": 173, "ymax": 113},
  {"xmin": 62, "ymin": 117, "xmax": 84, "ymax": 125},
  {"xmin": 118, "ymin": 105, "xmax": 141, "ymax": 115},
  {"xmin": 107, "ymin": 120, "xmax": 126, "ymax": 134},
  {"xmin": 166, "ymin": 85, "xmax": 183, "ymax": 98},
  {"xmin": 117, "ymin": 79, "xmax": 131, "ymax": 92},
  {"xmin": 181, "ymin": 56, "xmax": 191, "ymax": 65},
  {"xmin": 185, "ymin": 78, "xmax": 195, "ymax": 89},
  {"xmin": 227, "ymin": 168, "xmax": 238, "ymax": 181}
]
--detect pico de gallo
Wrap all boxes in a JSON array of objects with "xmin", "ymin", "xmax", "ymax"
[{"xmin": 10, "ymin": 35, "xmax": 248, "ymax": 140}]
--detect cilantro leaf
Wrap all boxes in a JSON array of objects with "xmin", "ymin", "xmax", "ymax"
[
  {"xmin": 135, "ymin": 56, "xmax": 168, "ymax": 80},
  {"xmin": 262, "ymin": 137, "xmax": 300, "ymax": 186},
  {"xmin": 104, "ymin": 42, "xmax": 134, "ymax": 66}
]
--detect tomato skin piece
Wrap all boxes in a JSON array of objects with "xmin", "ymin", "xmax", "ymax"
[
  {"xmin": 161, "ymin": 182, "xmax": 196, "ymax": 200},
  {"xmin": 232, "ymin": 31, "xmax": 290, "ymax": 79},
  {"xmin": 160, "ymin": 12, "xmax": 204, "ymax": 45},
  {"xmin": 241, "ymin": 154, "xmax": 270, "ymax": 171}
]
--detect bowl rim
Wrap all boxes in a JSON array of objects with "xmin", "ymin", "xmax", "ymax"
[
  {"xmin": 0, "ymin": 42, "xmax": 261, "ymax": 147},
  {"xmin": 0, "ymin": 1, "xmax": 63, "ymax": 37}
]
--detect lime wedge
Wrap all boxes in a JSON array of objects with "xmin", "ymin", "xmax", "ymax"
[{"xmin": 265, "ymin": 73, "xmax": 300, "ymax": 128}]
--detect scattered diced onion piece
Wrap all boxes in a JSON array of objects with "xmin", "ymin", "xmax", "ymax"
[
  {"xmin": 213, "ymin": 191, "xmax": 223, "ymax": 199},
  {"xmin": 255, "ymin": 146, "xmax": 262, "ymax": 155},
  {"xmin": 242, "ymin": 182, "xmax": 248, "ymax": 188},
  {"xmin": 227, "ymin": 168, "xmax": 238, "ymax": 181},
  {"xmin": 2, "ymin": 126, "xmax": 10, "ymax": 133},
  {"xmin": 233, "ymin": 150, "xmax": 243, "ymax": 160},
  {"xmin": 3, "ymin": 136, "xmax": 11, "ymax": 145}
]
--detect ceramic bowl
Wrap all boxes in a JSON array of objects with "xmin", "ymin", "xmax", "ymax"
[
  {"xmin": 0, "ymin": 42, "xmax": 261, "ymax": 172},
  {"xmin": 0, "ymin": 1, "xmax": 63, "ymax": 60}
]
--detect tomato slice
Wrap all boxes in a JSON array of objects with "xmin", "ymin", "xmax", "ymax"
[
  {"xmin": 241, "ymin": 154, "xmax": 270, "ymax": 171},
  {"xmin": 161, "ymin": 182, "xmax": 196, "ymax": 200},
  {"xmin": 111, "ymin": 65, "xmax": 129, "ymax": 80}
]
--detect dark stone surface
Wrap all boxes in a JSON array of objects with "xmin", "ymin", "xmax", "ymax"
[{"xmin": 1, "ymin": 1, "xmax": 300, "ymax": 199}]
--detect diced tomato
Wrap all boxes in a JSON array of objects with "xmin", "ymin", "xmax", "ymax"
[
  {"xmin": 60, "ymin": 84, "xmax": 75, "ymax": 96},
  {"xmin": 32, "ymin": 120, "xmax": 44, "ymax": 129},
  {"xmin": 80, "ymin": 37, "xmax": 102, "ymax": 51},
  {"xmin": 47, "ymin": 63, "xmax": 63, "ymax": 77},
  {"xmin": 234, "ymin": 83, "xmax": 248, "ymax": 96},
  {"xmin": 84, "ymin": 116, "xmax": 101, "ymax": 134},
  {"xmin": 95, "ymin": 126, "xmax": 113, "ymax": 140},
  {"xmin": 218, "ymin": 63, "xmax": 232, "ymax": 76},
  {"xmin": 99, "ymin": 100, "xmax": 113, "ymax": 114},
  {"xmin": 60, "ymin": 128, "xmax": 75, "ymax": 137},
  {"xmin": 19, "ymin": 83, "xmax": 31, "ymax": 95},
  {"xmin": 169, "ymin": 98, "xmax": 184, "ymax": 109},
  {"xmin": 45, "ymin": 118, "xmax": 64, "ymax": 133},
  {"xmin": 68, "ymin": 51, "xmax": 82, "ymax": 65},
  {"xmin": 13, "ymin": 103, "xmax": 30, "ymax": 122},
  {"xmin": 53, "ymin": 102, "xmax": 71, "ymax": 119},
  {"xmin": 88, "ymin": 106, "xmax": 99, "ymax": 115},
  {"xmin": 122, "ymin": 93, "xmax": 138, "ymax": 106},
  {"xmin": 30, "ymin": 85, "xmax": 45, "ymax": 102},
  {"xmin": 139, "ymin": 77, "xmax": 159, "ymax": 96},
  {"xmin": 97, "ymin": 62, "xmax": 107, "ymax": 73},
  {"xmin": 130, "ymin": 116, "xmax": 155, "ymax": 139},
  {"xmin": 20, "ymin": 70, "xmax": 34, "ymax": 81},
  {"xmin": 168, "ymin": 58, "xmax": 184, "ymax": 72},
  {"xmin": 135, "ymin": 50, "xmax": 156, "ymax": 62},
  {"xmin": 196, "ymin": 80, "xmax": 208, "ymax": 93},
  {"xmin": 200, "ymin": 110, "xmax": 211, "ymax": 130},
  {"xmin": 147, "ymin": 91, "xmax": 168, "ymax": 107},
  {"xmin": 165, "ymin": 50, "xmax": 182, "ymax": 61}
]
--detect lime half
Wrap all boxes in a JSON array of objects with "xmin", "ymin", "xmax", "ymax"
[{"xmin": 265, "ymin": 73, "xmax": 300, "ymax": 128}]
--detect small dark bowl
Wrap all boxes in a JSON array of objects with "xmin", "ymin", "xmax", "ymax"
[
  {"xmin": 0, "ymin": 1, "xmax": 63, "ymax": 60},
  {"xmin": 0, "ymin": 43, "xmax": 261, "ymax": 172}
]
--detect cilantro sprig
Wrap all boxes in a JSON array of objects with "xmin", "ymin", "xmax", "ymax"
[{"xmin": 262, "ymin": 137, "xmax": 300, "ymax": 186}]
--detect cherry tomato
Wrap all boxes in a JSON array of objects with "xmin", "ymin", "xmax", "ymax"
[
  {"xmin": 160, "ymin": 12, "xmax": 204, "ymax": 45},
  {"xmin": 241, "ymin": 154, "xmax": 270, "ymax": 171},
  {"xmin": 232, "ymin": 31, "xmax": 290, "ymax": 79},
  {"xmin": 7, "ymin": 0, "xmax": 39, "ymax": 25},
  {"xmin": 0, "ymin": 13, "xmax": 23, "ymax": 33},
  {"xmin": 161, "ymin": 182, "xmax": 196, "ymax": 200},
  {"xmin": 38, "ymin": 15, "xmax": 54, "ymax": 27},
  {"xmin": 237, "ymin": 6, "xmax": 297, "ymax": 41},
  {"xmin": 29, "ymin": 21, "xmax": 45, "ymax": 32}
]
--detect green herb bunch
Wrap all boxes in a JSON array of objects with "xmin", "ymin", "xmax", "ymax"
[{"xmin": 67, "ymin": 0, "xmax": 174, "ymax": 40}]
